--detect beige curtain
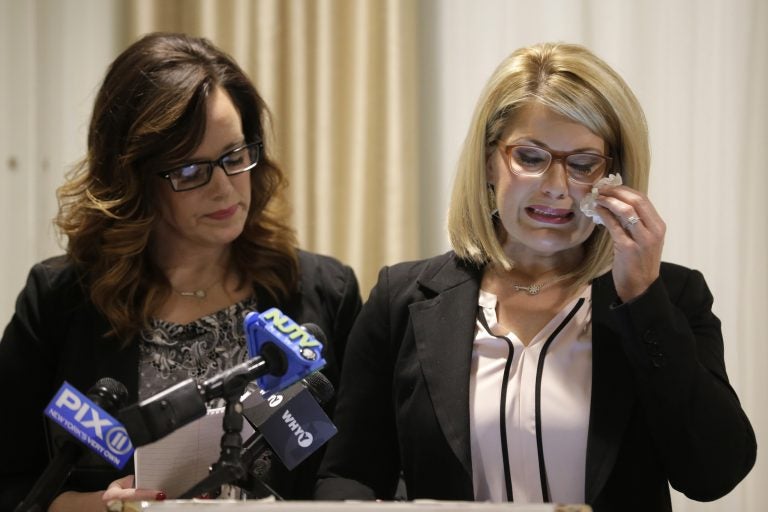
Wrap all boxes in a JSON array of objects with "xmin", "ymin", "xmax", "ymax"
[{"xmin": 119, "ymin": 0, "xmax": 420, "ymax": 296}]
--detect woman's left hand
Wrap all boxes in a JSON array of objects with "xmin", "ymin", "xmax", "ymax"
[
  {"xmin": 594, "ymin": 185, "xmax": 666, "ymax": 302},
  {"xmin": 47, "ymin": 476, "xmax": 164, "ymax": 512},
  {"xmin": 102, "ymin": 475, "xmax": 166, "ymax": 503}
]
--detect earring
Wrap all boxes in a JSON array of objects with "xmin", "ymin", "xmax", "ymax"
[{"xmin": 487, "ymin": 183, "xmax": 498, "ymax": 218}]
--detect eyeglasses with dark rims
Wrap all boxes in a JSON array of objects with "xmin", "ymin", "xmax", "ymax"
[{"xmin": 156, "ymin": 141, "xmax": 263, "ymax": 192}]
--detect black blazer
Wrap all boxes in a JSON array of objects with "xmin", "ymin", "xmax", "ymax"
[
  {"xmin": 316, "ymin": 251, "xmax": 756, "ymax": 511},
  {"xmin": 0, "ymin": 250, "xmax": 362, "ymax": 510}
]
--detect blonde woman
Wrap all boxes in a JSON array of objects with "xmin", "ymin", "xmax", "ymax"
[{"xmin": 316, "ymin": 42, "xmax": 755, "ymax": 511}]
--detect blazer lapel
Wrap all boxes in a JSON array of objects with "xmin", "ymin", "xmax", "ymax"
[
  {"xmin": 409, "ymin": 257, "xmax": 481, "ymax": 480},
  {"xmin": 585, "ymin": 272, "xmax": 636, "ymax": 503}
]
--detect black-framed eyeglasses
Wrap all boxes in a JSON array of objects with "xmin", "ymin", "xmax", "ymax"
[
  {"xmin": 156, "ymin": 141, "xmax": 263, "ymax": 192},
  {"xmin": 497, "ymin": 143, "xmax": 613, "ymax": 186}
]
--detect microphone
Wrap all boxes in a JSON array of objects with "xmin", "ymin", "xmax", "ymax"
[
  {"xmin": 15, "ymin": 378, "xmax": 130, "ymax": 512},
  {"xmin": 210, "ymin": 372, "xmax": 337, "ymax": 499},
  {"xmin": 119, "ymin": 308, "xmax": 326, "ymax": 447},
  {"xmin": 299, "ymin": 323, "xmax": 328, "ymax": 352},
  {"xmin": 300, "ymin": 368, "xmax": 335, "ymax": 404},
  {"xmin": 241, "ymin": 370, "xmax": 336, "ymax": 468},
  {"xmin": 175, "ymin": 321, "xmax": 334, "ymax": 500},
  {"xmin": 118, "ymin": 379, "xmax": 206, "ymax": 448},
  {"xmin": 241, "ymin": 323, "xmax": 334, "ymax": 470}
]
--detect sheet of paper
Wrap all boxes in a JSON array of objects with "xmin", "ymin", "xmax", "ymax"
[{"xmin": 134, "ymin": 404, "xmax": 256, "ymax": 498}]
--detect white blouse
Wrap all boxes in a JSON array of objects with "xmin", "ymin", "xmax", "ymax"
[{"xmin": 469, "ymin": 287, "xmax": 593, "ymax": 503}]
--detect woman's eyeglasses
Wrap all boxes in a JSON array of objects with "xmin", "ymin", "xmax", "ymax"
[
  {"xmin": 497, "ymin": 144, "xmax": 613, "ymax": 186},
  {"xmin": 156, "ymin": 142, "xmax": 263, "ymax": 192}
]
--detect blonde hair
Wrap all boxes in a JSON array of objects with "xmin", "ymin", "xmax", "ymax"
[{"xmin": 448, "ymin": 42, "xmax": 650, "ymax": 286}]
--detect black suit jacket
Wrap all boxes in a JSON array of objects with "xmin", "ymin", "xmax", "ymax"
[
  {"xmin": 0, "ymin": 250, "xmax": 362, "ymax": 510},
  {"xmin": 316, "ymin": 251, "xmax": 756, "ymax": 511}
]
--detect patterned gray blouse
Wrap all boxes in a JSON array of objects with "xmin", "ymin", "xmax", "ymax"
[{"xmin": 138, "ymin": 297, "xmax": 258, "ymax": 402}]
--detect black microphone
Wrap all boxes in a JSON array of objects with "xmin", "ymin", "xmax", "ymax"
[
  {"xmin": 118, "ymin": 378, "xmax": 206, "ymax": 448},
  {"xmin": 119, "ymin": 311, "xmax": 327, "ymax": 448},
  {"xmin": 118, "ymin": 358, "xmax": 280, "ymax": 448},
  {"xmin": 15, "ymin": 378, "xmax": 129, "ymax": 512},
  {"xmin": 302, "ymin": 369, "xmax": 335, "ymax": 404},
  {"xmin": 117, "ymin": 347, "xmax": 289, "ymax": 448},
  {"xmin": 300, "ymin": 323, "xmax": 328, "ymax": 351},
  {"xmin": 237, "ymin": 372, "xmax": 337, "ymax": 498}
]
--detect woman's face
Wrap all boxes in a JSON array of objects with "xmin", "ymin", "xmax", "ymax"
[
  {"xmin": 153, "ymin": 86, "xmax": 252, "ymax": 253},
  {"xmin": 486, "ymin": 102, "xmax": 605, "ymax": 262}
]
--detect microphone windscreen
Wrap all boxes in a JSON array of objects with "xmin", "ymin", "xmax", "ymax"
[
  {"xmin": 301, "ymin": 323, "xmax": 328, "ymax": 346},
  {"xmin": 303, "ymin": 372, "xmax": 335, "ymax": 405},
  {"xmin": 89, "ymin": 377, "xmax": 130, "ymax": 411}
]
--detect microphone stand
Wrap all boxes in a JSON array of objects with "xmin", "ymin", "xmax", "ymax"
[
  {"xmin": 235, "ymin": 431, "xmax": 284, "ymax": 500},
  {"xmin": 177, "ymin": 367, "xmax": 253, "ymax": 499}
]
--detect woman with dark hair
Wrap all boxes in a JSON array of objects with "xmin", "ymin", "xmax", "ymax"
[{"xmin": 0, "ymin": 32, "xmax": 361, "ymax": 510}]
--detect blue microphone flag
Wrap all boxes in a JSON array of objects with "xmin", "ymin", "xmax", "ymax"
[
  {"xmin": 244, "ymin": 308, "xmax": 326, "ymax": 393},
  {"xmin": 44, "ymin": 381, "xmax": 134, "ymax": 469}
]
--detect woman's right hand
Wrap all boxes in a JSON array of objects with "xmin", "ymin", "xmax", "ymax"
[{"xmin": 48, "ymin": 475, "xmax": 165, "ymax": 512}]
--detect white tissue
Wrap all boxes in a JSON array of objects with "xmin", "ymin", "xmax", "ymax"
[{"xmin": 579, "ymin": 173, "xmax": 623, "ymax": 225}]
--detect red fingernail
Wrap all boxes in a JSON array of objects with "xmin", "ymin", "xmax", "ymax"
[{"xmin": 156, "ymin": 491, "xmax": 167, "ymax": 501}]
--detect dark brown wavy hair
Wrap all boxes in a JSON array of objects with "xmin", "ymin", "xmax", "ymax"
[{"xmin": 56, "ymin": 32, "xmax": 299, "ymax": 343}]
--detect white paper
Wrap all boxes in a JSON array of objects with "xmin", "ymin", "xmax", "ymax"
[{"xmin": 134, "ymin": 404, "xmax": 256, "ymax": 498}]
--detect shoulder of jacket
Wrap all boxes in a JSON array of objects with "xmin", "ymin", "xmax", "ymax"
[
  {"xmin": 298, "ymin": 249, "xmax": 349, "ymax": 273},
  {"xmin": 296, "ymin": 249, "xmax": 359, "ymax": 301},
  {"xmin": 29, "ymin": 255, "xmax": 86, "ymax": 292},
  {"xmin": 379, "ymin": 251, "xmax": 480, "ymax": 294}
]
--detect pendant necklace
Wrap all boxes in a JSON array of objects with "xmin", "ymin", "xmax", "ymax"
[
  {"xmin": 177, "ymin": 288, "xmax": 209, "ymax": 299},
  {"xmin": 173, "ymin": 275, "xmax": 223, "ymax": 300},
  {"xmin": 511, "ymin": 274, "xmax": 571, "ymax": 296}
]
